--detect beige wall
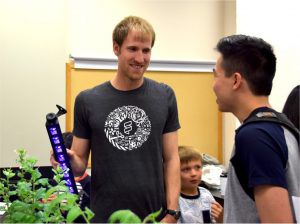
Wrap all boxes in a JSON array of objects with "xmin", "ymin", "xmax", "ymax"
[
  {"xmin": 69, "ymin": 0, "xmax": 228, "ymax": 60},
  {"xmin": 221, "ymin": 0, "xmax": 237, "ymax": 167},
  {"xmin": 0, "ymin": 0, "xmax": 234, "ymax": 167},
  {"xmin": 0, "ymin": 0, "xmax": 68, "ymax": 166},
  {"xmin": 2, "ymin": 0, "xmax": 298, "ymax": 169}
]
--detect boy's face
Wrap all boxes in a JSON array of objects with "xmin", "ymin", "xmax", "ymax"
[{"xmin": 180, "ymin": 159, "xmax": 202, "ymax": 192}]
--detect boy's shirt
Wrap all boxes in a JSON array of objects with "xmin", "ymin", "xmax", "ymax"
[{"xmin": 179, "ymin": 187, "xmax": 215, "ymax": 223}]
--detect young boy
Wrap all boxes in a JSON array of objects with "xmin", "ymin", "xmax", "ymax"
[{"xmin": 178, "ymin": 146, "xmax": 223, "ymax": 223}]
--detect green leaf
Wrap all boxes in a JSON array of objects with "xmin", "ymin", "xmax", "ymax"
[
  {"xmin": 34, "ymin": 187, "xmax": 47, "ymax": 200},
  {"xmin": 3, "ymin": 169, "xmax": 15, "ymax": 179},
  {"xmin": 108, "ymin": 210, "xmax": 141, "ymax": 223},
  {"xmin": 45, "ymin": 185, "xmax": 68, "ymax": 199},
  {"xmin": 36, "ymin": 178, "xmax": 49, "ymax": 186},
  {"xmin": 84, "ymin": 207, "xmax": 95, "ymax": 221},
  {"xmin": 66, "ymin": 205, "xmax": 82, "ymax": 223},
  {"xmin": 8, "ymin": 190, "xmax": 17, "ymax": 196},
  {"xmin": 142, "ymin": 208, "xmax": 162, "ymax": 223},
  {"xmin": 31, "ymin": 168, "xmax": 42, "ymax": 180},
  {"xmin": 5, "ymin": 211, "xmax": 36, "ymax": 223}
]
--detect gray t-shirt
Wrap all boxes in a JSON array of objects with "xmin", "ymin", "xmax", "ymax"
[
  {"xmin": 73, "ymin": 77, "xmax": 180, "ymax": 222},
  {"xmin": 224, "ymin": 108, "xmax": 300, "ymax": 222}
]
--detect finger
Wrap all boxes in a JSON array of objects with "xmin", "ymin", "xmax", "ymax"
[
  {"xmin": 212, "ymin": 202, "xmax": 223, "ymax": 210},
  {"xmin": 50, "ymin": 150, "xmax": 59, "ymax": 168},
  {"xmin": 211, "ymin": 207, "xmax": 222, "ymax": 216},
  {"xmin": 213, "ymin": 201, "xmax": 221, "ymax": 207},
  {"xmin": 211, "ymin": 210, "xmax": 221, "ymax": 219},
  {"xmin": 66, "ymin": 149, "xmax": 75, "ymax": 157}
]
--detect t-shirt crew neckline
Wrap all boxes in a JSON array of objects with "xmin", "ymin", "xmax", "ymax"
[
  {"xmin": 180, "ymin": 187, "xmax": 200, "ymax": 199},
  {"xmin": 107, "ymin": 78, "xmax": 148, "ymax": 95}
]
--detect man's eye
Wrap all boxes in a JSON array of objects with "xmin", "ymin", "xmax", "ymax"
[
  {"xmin": 128, "ymin": 47, "xmax": 137, "ymax": 51},
  {"xmin": 143, "ymin": 49, "xmax": 151, "ymax": 54}
]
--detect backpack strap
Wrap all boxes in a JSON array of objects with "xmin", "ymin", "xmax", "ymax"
[{"xmin": 237, "ymin": 111, "xmax": 299, "ymax": 143}]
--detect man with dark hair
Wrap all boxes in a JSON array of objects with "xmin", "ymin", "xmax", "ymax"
[{"xmin": 213, "ymin": 34, "xmax": 299, "ymax": 222}]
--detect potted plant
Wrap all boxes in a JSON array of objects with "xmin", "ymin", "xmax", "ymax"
[{"xmin": 0, "ymin": 149, "xmax": 94, "ymax": 223}]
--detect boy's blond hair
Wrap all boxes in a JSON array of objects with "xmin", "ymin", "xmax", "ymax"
[{"xmin": 179, "ymin": 146, "xmax": 203, "ymax": 164}]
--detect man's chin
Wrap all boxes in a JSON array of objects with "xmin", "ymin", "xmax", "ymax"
[
  {"xmin": 217, "ymin": 104, "xmax": 226, "ymax": 112},
  {"xmin": 128, "ymin": 73, "xmax": 144, "ymax": 81},
  {"xmin": 218, "ymin": 106, "xmax": 231, "ymax": 113}
]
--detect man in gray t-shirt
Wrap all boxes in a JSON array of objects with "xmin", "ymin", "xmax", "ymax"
[{"xmin": 52, "ymin": 16, "xmax": 181, "ymax": 223}]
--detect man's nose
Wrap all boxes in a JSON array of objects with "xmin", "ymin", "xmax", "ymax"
[{"xmin": 134, "ymin": 51, "xmax": 144, "ymax": 63}]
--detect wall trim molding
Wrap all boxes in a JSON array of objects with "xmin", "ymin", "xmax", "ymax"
[{"xmin": 70, "ymin": 56, "xmax": 215, "ymax": 72}]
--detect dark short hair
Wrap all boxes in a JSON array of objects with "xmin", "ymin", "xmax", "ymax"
[
  {"xmin": 112, "ymin": 16, "xmax": 155, "ymax": 47},
  {"xmin": 62, "ymin": 132, "xmax": 73, "ymax": 149},
  {"xmin": 216, "ymin": 34, "xmax": 276, "ymax": 96},
  {"xmin": 282, "ymin": 85, "xmax": 300, "ymax": 130}
]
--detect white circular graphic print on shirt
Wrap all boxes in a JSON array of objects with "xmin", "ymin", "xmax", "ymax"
[{"xmin": 104, "ymin": 105, "xmax": 151, "ymax": 151}]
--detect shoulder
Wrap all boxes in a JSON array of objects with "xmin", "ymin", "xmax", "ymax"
[
  {"xmin": 145, "ymin": 78, "xmax": 175, "ymax": 94},
  {"xmin": 237, "ymin": 107, "xmax": 289, "ymax": 142},
  {"xmin": 81, "ymin": 82, "xmax": 110, "ymax": 96},
  {"xmin": 237, "ymin": 122, "xmax": 285, "ymax": 143},
  {"xmin": 234, "ymin": 121, "xmax": 289, "ymax": 173},
  {"xmin": 198, "ymin": 187, "xmax": 214, "ymax": 200},
  {"xmin": 76, "ymin": 82, "xmax": 110, "ymax": 100},
  {"xmin": 236, "ymin": 122, "xmax": 287, "ymax": 155}
]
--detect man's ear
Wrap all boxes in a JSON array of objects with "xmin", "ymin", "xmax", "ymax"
[
  {"xmin": 113, "ymin": 42, "xmax": 120, "ymax": 56},
  {"xmin": 232, "ymin": 72, "xmax": 242, "ymax": 90}
]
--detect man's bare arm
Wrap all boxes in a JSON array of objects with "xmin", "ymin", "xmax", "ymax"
[
  {"xmin": 69, "ymin": 136, "xmax": 90, "ymax": 177},
  {"xmin": 161, "ymin": 131, "xmax": 180, "ymax": 223},
  {"xmin": 50, "ymin": 135, "xmax": 90, "ymax": 176},
  {"xmin": 254, "ymin": 185, "xmax": 293, "ymax": 223}
]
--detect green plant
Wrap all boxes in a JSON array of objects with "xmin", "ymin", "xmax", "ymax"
[
  {"xmin": 0, "ymin": 149, "xmax": 94, "ymax": 223},
  {"xmin": 108, "ymin": 208, "xmax": 162, "ymax": 223}
]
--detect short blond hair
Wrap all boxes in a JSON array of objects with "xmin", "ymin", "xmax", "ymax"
[
  {"xmin": 112, "ymin": 16, "xmax": 156, "ymax": 47},
  {"xmin": 179, "ymin": 146, "xmax": 203, "ymax": 164}
]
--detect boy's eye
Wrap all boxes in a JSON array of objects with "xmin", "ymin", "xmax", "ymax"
[
  {"xmin": 194, "ymin": 165, "xmax": 202, "ymax": 170},
  {"xmin": 181, "ymin": 168, "xmax": 190, "ymax": 173}
]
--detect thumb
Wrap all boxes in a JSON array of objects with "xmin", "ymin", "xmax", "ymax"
[{"xmin": 66, "ymin": 148, "xmax": 75, "ymax": 158}]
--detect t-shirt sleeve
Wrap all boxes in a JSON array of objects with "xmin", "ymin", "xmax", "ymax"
[
  {"xmin": 235, "ymin": 124, "xmax": 288, "ymax": 190},
  {"xmin": 163, "ymin": 85, "xmax": 180, "ymax": 133},
  {"xmin": 202, "ymin": 187, "xmax": 216, "ymax": 203},
  {"xmin": 72, "ymin": 91, "xmax": 91, "ymax": 139}
]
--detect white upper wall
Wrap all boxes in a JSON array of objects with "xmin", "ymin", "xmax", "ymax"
[
  {"xmin": 236, "ymin": 0, "xmax": 300, "ymax": 111},
  {"xmin": 0, "ymin": 0, "xmax": 233, "ymax": 167},
  {"xmin": 69, "ymin": 0, "xmax": 226, "ymax": 60},
  {"xmin": 0, "ymin": 0, "xmax": 68, "ymax": 166},
  {"xmin": 222, "ymin": 0, "xmax": 300, "ymax": 168},
  {"xmin": 3, "ymin": 0, "xmax": 298, "ymax": 168}
]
